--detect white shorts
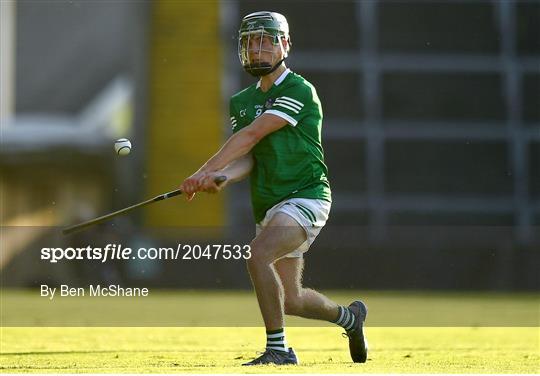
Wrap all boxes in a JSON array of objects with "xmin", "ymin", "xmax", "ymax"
[{"xmin": 256, "ymin": 198, "xmax": 331, "ymax": 258}]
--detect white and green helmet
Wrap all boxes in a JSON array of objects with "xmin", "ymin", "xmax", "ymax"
[{"xmin": 238, "ymin": 11, "xmax": 291, "ymax": 77}]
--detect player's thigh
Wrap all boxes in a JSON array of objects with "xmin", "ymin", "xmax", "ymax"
[{"xmin": 250, "ymin": 212, "xmax": 307, "ymax": 263}]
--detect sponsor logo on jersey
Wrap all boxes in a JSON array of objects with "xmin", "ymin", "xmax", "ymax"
[{"xmin": 264, "ymin": 98, "xmax": 276, "ymax": 109}]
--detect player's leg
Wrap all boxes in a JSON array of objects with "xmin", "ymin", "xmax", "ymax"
[
  {"xmin": 274, "ymin": 256, "xmax": 339, "ymax": 321},
  {"xmin": 246, "ymin": 212, "xmax": 307, "ymax": 330},
  {"xmin": 274, "ymin": 255, "xmax": 368, "ymax": 363},
  {"xmin": 242, "ymin": 212, "xmax": 306, "ymax": 365}
]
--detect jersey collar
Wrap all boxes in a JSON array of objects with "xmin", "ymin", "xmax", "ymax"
[{"xmin": 256, "ymin": 68, "xmax": 291, "ymax": 89}]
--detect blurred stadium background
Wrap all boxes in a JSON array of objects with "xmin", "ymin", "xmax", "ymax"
[{"xmin": 1, "ymin": 0, "xmax": 539, "ymax": 294}]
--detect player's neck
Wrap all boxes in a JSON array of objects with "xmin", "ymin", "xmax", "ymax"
[{"xmin": 259, "ymin": 65, "xmax": 287, "ymax": 92}]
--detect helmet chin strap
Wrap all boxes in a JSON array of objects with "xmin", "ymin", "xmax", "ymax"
[
  {"xmin": 265, "ymin": 58, "xmax": 286, "ymax": 75},
  {"xmin": 245, "ymin": 57, "xmax": 286, "ymax": 77}
]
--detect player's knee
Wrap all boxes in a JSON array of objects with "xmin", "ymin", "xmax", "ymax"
[
  {"xmin": 247, "ymin": 240, "xmax": 273, "ymax": 266},
  {"xmin": 283, "ymin": 295, "xmax": 303, "ymax": 316},
  {"xmin": 246, "ymin": 250, "xmax": 269, "ymax": 272}
]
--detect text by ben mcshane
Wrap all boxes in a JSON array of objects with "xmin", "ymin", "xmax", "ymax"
[{"xmin": 40, "ymin": 284, "xmax": 149, "ymax": 299}]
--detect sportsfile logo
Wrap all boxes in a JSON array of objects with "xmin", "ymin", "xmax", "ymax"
[
  {"xmin": 40, "ymin": 244, "xmax": 251, "ymax": 263},
  {"xmin": 41, "ymin": 244, "xmax": 129, "ymax": 263}
]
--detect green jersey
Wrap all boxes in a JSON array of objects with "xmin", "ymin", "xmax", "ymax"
[{"xmin": 230, "ymin": 69, "xmax": 332, "ymax": 223}]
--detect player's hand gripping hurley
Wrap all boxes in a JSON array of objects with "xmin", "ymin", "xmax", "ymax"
[{"xmin": 62, "ymin": 175, "xmax": 227, "ymax": 235}]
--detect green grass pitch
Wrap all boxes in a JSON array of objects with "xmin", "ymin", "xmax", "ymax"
[{"xmin": 1, "ymin": 290, "xmax": 539, "ymax": 373}]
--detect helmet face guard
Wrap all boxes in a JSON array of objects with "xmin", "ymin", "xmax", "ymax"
[
  {"xmin": 238, "ymin": 11, "xmax": 291, "ymax": 77},
  {"xmin": 238, "ymin": 29, "xmax": 286, "ymax": 77}
]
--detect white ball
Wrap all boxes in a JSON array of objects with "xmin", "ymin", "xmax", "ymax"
[{"xmin": 114, "ymin": 138, "xmax": 131, "ymax": 156}]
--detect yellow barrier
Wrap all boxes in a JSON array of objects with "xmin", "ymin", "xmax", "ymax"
[{"xmin": 146, "ymin": 0, "xmax": 224, "ymax": 228}]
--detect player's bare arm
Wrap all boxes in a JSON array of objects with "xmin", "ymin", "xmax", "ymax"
[
  {"xmin": 200, "ymin": 153, "xmax": 254, "ymax": 194},
  {"xmin": 201, "ymin": 112, "xmax": 287, "ymax": 172},
  {"xmin": 180, "ymin": 113, "xmax": 287, "ymax": 197}
]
